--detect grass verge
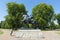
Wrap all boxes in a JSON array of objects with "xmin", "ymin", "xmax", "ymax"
[
  {"xmin": 56, "ymin": 31, "xmax": 60, "ymax": 35},
  {"xmin": 0, "ymin": 30, "xmax": 3, "ymax": 35}
]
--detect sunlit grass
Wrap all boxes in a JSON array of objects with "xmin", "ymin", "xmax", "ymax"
[
  {"xmin": 56, "ymin": 31, "xmax": 60, "ymax": 34},
  {"xmin": 0, "ymin": 30, "xmax": 3, "ymax": 35}
]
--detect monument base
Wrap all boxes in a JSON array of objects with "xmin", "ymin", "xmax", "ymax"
[{"xmin": 15, "ymin": 29, "xmax": 44, "ymax": 39}]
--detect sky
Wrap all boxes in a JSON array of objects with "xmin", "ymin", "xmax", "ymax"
[{"xmin": 0, "ymin": 0, "xmax": 60, "ymax": 23}]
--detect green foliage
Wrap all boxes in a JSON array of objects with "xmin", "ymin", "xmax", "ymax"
[
  {"xmin": 32, "ymin": 3, "xmax": 54, "ymax": 29},
  {"xmin": 29, "ymin": 24, "xmax": 33, "ymax": 29},
  {"xmin": 3, "ymin": 2, "xmax": 27, "ymax": 29},
  {"xmin": 0, "ymin": 2, "xmax": 27, "ymax": 29},
  {"xmin": 56, "ymin": 25, "xmax": 60, "ymax": 29},
  {"xmin": 7, "ymin": 2, "xmax": 27, "ymax": 15},
  {"xmin": 1, "ymin": 2, "xmax": 60, "ymax": 30},
  {"xmin": 32, "ymin": 3, "xmax": 54, "ymax": 22},
  {"xmin": 56, "ymin": 13, "xmax": 60, "ymax": 25},
  {"xmin": 1, "ymin": 21, "xmax": 11, "ymax": 29},
  {"xmin": 49, "ymin": 22, "xmax": 56, "ymax": 30},
  {"xmin": 0, "ymin": 23, "xmax": 1, "ymax": 28}
]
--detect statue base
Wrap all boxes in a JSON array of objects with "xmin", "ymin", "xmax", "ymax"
[{"xmin": 15, "ymin": 29, "xmax": 44, "ymax": 39}]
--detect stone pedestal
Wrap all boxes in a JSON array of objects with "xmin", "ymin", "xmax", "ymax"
[{"xmin": 14, "ymin": 29, "xmax": 44, "ymax": 40}]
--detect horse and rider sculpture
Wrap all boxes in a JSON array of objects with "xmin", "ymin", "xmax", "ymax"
[{"xmin": 10, "ymin": 14, "xmax": 37, "ymax": 36}]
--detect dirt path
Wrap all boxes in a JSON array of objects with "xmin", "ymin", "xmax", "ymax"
[
  {"xmin": 43, "ymin": 31, "xmax": 60, "ymax": 40},
  {"xmin": 0, "ymin": 29, "xmax": 60, "ymax": 40},
  {"xmin": 0, "ymin": 29, "xmax": 14, "ymax": 40}
]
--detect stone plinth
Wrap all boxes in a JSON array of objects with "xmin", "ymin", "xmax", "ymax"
[{"xmin": 15, "ymin": 29, "xmax": 44, "ymax": 40}]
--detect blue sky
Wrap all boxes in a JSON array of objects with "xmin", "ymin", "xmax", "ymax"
[{"xmin": 0, "ymin": 0, "xmax": 60, "ymax": 22}]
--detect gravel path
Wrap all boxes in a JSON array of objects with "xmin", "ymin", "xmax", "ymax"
[{"xmin": 0, "ymin": 29, "xmax": 60, "ymax": 40}]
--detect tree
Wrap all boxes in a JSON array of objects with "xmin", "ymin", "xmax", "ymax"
[
  {"xmin": 0, "ymin": 23, "xmax": 1, "ymax": 28},
  {"xmin": 1, "ymin": 21, "xmax": 5, "ymax": 28},
  {"xmin": 49, "ymin": 21, "xmax": 56, "ymax": 30},
  {"xmin": 1, "ymin": 21, "xmax": 9, "ymax": 29},
  {"xmin": 48, "ymin": 14, "xmax": 57, "ymax": 30},
  {"xmin": 32, "ymin": 3, "xmax": 54, "ymax": 29},
  {"xmin": 56, "ymin": 13, "xmax": 60, "ymax": 25},
  {"xmin": 5, "ymin": 2, "xmax": 27, "ymax": 29},
  {"xmin": 56, "ymin": 13, "xmax": 60, "ymax": 29}
]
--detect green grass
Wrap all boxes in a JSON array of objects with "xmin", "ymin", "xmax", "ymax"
[
  {"xmin": 0, "ymin": 30, "xmax": 3, "ymax": 35},
  {"xmin": 56, "ymin": 31, "xmax": 60, "ymax": 34}
]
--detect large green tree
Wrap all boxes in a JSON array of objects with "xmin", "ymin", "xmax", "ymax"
[
  {"xmin": 5, "ymin": 2, "xmax": 27, "ymax": 29},
  {"xmin": 32, "ymin": 3, "xmax": 54, "ymax": 29}
]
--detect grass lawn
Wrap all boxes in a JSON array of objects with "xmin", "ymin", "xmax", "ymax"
[
  {"xmin": 56, "ymin": 31, "xmax": 60, "ymax": 35},
  {"xmin": 0, "ymin": 30, "xmax": 3, "ymax": 35}
]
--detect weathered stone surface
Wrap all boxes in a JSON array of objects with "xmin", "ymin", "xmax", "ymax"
[{"xmin": 15, "ymin": 29, "xmax": 44, "ymax": 40}]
